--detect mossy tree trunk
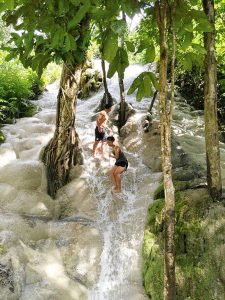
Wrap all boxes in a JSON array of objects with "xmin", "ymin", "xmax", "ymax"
[
  {"xmin": 42, "ymin": 63, "xmax": 83, "ymax": 198},
  {"xmin": 118, "ymin": 11, "xmax": 126, "ymax": 131},
  {"xmin": 202, "ymin": 0, "xmax": 222, "ymax": 200},
  {"xmin": 156, "ymin": 1, "xmax": 176, "ymax": 299}
]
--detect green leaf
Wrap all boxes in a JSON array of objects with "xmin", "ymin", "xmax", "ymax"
[
  {"xmin": 37, "ymin": 56, "xmax": 50, "ymax": 77},
  {"xmin": 147, "ymin": 72, "xmax": 159, "ymax": 90},
  {"xmin": 35, "ymin": 36, "xmax": 45, "ymax": 48},
  {"xmin": 107, "ymin": 47, "xmax": 129, "ymax": 79},
  {"xmin": 102, "ymin": 30, "xmax": 118, "ymax": 62},
  {"xmin": 117, "ymin": 48, "xmax": 129, "ymax": 78},
  {"xmin": 0, "ymin": 0, "xmax": 14, "ymax": 12},
  {"xmin": 127, "ymin": 76, "xmax": 140, "ymax": 95},
  {"xmin": 51, "ymin": 27, "xmax": 65, "ymax": 48},
  {"xmin": 144, "ymin": 45, "xmax": 155, "ymax": 63},
  {"xmin": 128, "ymin": 72, "xmax": 157, "ymax": 101},
  {"xmin": 69, "ymin": 0, "xmax": 81, "ymax": 5},
  {"xmin": 181, "ymin": 32, "xmax": 193, "ymax": 50},
  {"xmin": 190, "ymin": 9, "xmax": 206, "ymax": 20},
  {"xmin": 68, "ymin": 0, "xmax": 90, "ymax": 30},
  {"xmin": 107, "ymin": 55, "xmax": 119, "ymax": 78},
  {"xmin": 183, "ymin": 22, "xmax": 193, "ymax": 32},
  {"xmin": 64, "ymin": 34, "xmax": 71, "ymax": 51},
  {"xmin": 5, "ymin": 50, "xmax": 18, "ymax": 62},
  {"xmin": 142, "ymin": 76, "xmax": 153, "ymax": 98},
  {"xmin": 47, "ymin": 0, "xmax": 55, "ymax": 12},
  {"xmin": 192, "ymin": 43, "xmax": 206, "ymax": 55},
  {"xmin": 195, "ymin": 18, "xmax": 213, "ymax": 32},
  {"xmin": 58, "ymin": 0, "xmax": 65, "ymax": 15},
  {"xmin": 136, "ymin": 39, "xmax": 149, "ymax": 53},
  {"xmin": 68, "ymin": 34, "xmax": 77, "ymax": 50},
  {"xmin": 182, "ymin": 54, "xmax": 193, "ymax": 70},
  {"xmin": 136, "ymin": 87, "xmax": 144, "ymax": 101},
  {"xmin": 105, "ymin": 0, "xmax": 119, "ymax": 14},
  {"xmin": 8, "ymin": 0, "xmax": 14, "ymax": 10},
  {"xmin": 121, "ymin": 0, "xmax": 139, "ymax": 17},
  {"xmin": 63, "ymin": 33, "xmax": 77, "ymax": 51},
  {"xmin": 125, "ymin": 41, "xmax": 135, "ymax": 52}
]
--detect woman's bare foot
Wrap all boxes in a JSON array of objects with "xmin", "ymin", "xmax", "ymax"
[{"xmin": 114, "ymin": 188, "xmax": 121, "ymax": 193}]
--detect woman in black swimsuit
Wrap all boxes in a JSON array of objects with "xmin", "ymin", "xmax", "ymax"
[{"xmin": 106, "ymin": 136, "xmax": 128, "ymax": 193}]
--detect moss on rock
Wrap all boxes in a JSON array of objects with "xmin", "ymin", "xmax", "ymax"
[
  {"xmin": 0, "ymin": 130, "xmax": 5, "ymax": 144},
  {"xmin": 143, "ymin": 187, "xmax": 225, "ymax": 300},
  {"xmin": 78, "ymin": 62, "xmax": 102, "ymax": 99}
]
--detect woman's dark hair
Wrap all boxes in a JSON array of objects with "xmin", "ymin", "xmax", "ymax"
[
  {"xmin": 105, "ymin": 104, "xmax": 112, "ymax": 109},
  {"xmin": 107, "ymin": 136, "xmax": 115, "ymax": 142}
]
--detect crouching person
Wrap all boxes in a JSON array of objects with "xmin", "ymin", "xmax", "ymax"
[{"xmin": 106, "ymin": 136, "xmax": 128, "ymax": 193}]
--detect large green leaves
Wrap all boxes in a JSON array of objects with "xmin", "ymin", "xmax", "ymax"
[
  {"xmin": 128, "ymin": 71, "xmax": 159, "ymax": 101},
  {"xmin": 0, "ymin": 0, "xmax": 14, "ymax": 12},
  {"xmin": 107, "ymin": 47, "xmax": 129, "ymax": 79},
  {"xmin": 68, "ymin": 0, "xmax": 90, "ymax": 29},
  {"xmin": 2, "ymin": 0, "xmax": 93, "ymax": 76},
  {"xmin": 51, "ymin": 26, "xmax": 66, "ymax": 48},
  {"xmin": 144, "ymin": 44, "xmax": 155, "ymax": 63},
  {"xmin": 102, "ymin": 29, "xmax": 118, "ymax": 62},
  {"xmin": 121, "ymin": 0, "xmax": 139, "ymax": 17}
]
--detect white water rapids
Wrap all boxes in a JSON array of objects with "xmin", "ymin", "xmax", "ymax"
[{"xmin": 0, "ymin": 62, "xmax": 225, "ymax": 300}]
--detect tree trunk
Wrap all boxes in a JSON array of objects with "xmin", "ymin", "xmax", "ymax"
[
  {"xmin": 41, "ymin": 63, "xmax": 83, "ymax": 198},
  {"xmin": 118, "ymin": 11, "xmax": 126, "ymax": 131},
  {"xmin": 156, "ymin": 1, "xmax": 176, "ymax": 299},
  {"xmin": 101, "ymin": 58, "xmax": 109, "ymax": 96},
  {"xmin": 148, "ymin": 90, "xmax": 158, "ymax": 113},
  {"xmin": 100, "ymin": 57, "xmax": 114, "ymax": 108},
  {"xmin": 202, "ymin": 0, "xmax": 222, "ymax": 200},
  {"xmin": 118, "ymin": 78, "xmax": 126, "ymax": 130}
]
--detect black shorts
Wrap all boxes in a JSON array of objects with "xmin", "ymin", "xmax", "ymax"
[
  {"xmin": 95, "ymin": 127, "xmax": 105, "ymax": 141},
  {"xmin": 115, "ymin": 160, "xmax": 128, "ymax": 170}
]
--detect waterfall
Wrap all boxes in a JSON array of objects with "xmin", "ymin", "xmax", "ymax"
[{"xmin": 0, "ymin": 61, "xmax": 225, "ymax": 300}]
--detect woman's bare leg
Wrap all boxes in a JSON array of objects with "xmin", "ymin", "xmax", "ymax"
[
  {"xmin": 109, "ymin": 166, "xmax": 117, "ymax": 188},
  {"xmin": 114, "ymin": 166, "xmax": 125, "ymax": 192},
  {"xmin": 93, "ymin": 140, "xmax": 100, "ymax": 157}
]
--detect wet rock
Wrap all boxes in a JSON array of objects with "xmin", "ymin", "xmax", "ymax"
[
  {"xmin": 109, "ymin": 102, "xmax": 136, "ymax": 127},
  {"xmin": 21, "ymin": 280, "xmax": 87, "ymax": 300},
  {"xmin": 142, "ymin": 112, "xmax": 153, "ymax": 133},
  {"xmin": 141, "ymin": 122, "xmax": 161, "ymax": 172},
  {"xmin": 56, "ymin": 176, "xmax": 97, "ymax": 220},
  {"xmin": 58, "ymin": 225, "xmax": 102, "ymax": 287},
  {"xmin": 120, "ymin": 117, "xmax": 139, "ymax": 138},
  {"xmin": 3, "ymin": 190, "xmax": 59, "ymax": 218},
  {"xmin": 0, "ymin": 183, "xmax": 18, "ymax": 206},
  {"xmin": 0, "ymin": 231, "xmax": 18, "ymax": 250},
  {"xmin": 95, "ymin": 93, "xmax": 117, "ymax": 112},
  {"xmin": 0, "ymin": 160, "xmax": 43, "ymax": 190}
]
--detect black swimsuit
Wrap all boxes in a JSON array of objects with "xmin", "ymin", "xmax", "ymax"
[
  {"xmin": 95, "ymin": 126, "xmax": 105, "ymax": 141},
  {"xmin": 114, "ymin": 148, "xmax": 128, "ymax": 170}
]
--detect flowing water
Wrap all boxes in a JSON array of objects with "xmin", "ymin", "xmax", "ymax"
[
  {"xmin": 0, "ymin": 62, "xmax": 225, "ymax": 300},
  {"xmin": 77, "ymin": 63, "xmax": 160, "ymax": 299}
]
